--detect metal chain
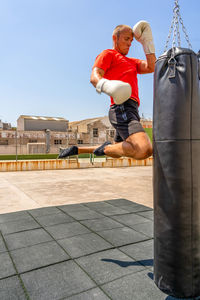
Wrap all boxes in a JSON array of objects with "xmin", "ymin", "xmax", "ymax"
[
  {"xmin": 172, "ymin": 1, "xmax": 181, "ymax": 48},
  {"xmin": 177, "ymin": 8, "xmax": 192, "ymax": 49},
  {"xmin": 164, "ymin": 0, "xmax": 192, "ymax": 52},
  {"xmin": 164, "ymin": 14, "xmax": 176, "ymax": 51}
]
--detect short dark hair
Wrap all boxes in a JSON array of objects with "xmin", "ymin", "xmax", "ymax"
[{"xmin": 113, "ymin": 25, "xmax": 133, "ymax": 38}]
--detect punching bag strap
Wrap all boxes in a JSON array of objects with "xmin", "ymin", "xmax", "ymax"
[
  {"xmin": 164, "ymin": 0, "xmax": 192, "ymax": 52},
  {"xmin": 168, "ymin": 57, "xmax": 177, "ymax": 78}
]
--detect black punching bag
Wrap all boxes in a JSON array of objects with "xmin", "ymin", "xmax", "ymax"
[{"xmin": 153, "ymin": 47, "xmax": 200, "ymax": 298}]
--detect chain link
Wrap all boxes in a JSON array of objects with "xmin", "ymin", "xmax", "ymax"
[{"xmin": 164, "ymin": 0, "xmax": 192, "ymax": 52}]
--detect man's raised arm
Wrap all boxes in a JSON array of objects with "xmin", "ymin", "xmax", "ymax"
[{"xmin": 133, "ymin": 20, "xmax": 156, "ymax": 74}]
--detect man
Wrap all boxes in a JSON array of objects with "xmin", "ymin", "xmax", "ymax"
[{"xmin": 59, "ymin": 21, "xmax": 156, "ymax": 159}]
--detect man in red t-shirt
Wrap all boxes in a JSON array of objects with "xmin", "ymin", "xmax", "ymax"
[{"xmin": 59, "ymin": 21, "xmax": 156, "ymax": 159}]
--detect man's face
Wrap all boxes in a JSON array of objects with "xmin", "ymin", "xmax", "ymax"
[{"xmin": 113, "ymin": 29, "xmax": 133, "ymax": 55}]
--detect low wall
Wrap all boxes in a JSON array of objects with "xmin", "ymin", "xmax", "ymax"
[{"xmin": 0, "ymin": 157, "xmax": 152, "ymax": 172}]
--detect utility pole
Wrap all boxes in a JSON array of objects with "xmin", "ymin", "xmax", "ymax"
[{"xmin": 15, "ymin": 129, "xmax": 18, "ymax": 161}]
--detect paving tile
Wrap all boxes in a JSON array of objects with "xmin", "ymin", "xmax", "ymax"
[
  {"xmin": 21, "ymin": 260, "xmax": 96, "ymax": 300},
  {"xmin": 81, "ymin": 217, "xmax": 123, "ymax": 232},
  {"xmin": 65, "ymin": 209, "xmax": 103, "ymax": 221},
  {"xmin": 0, "ymin": 252, "xmax": 16, "ymax": 279},
  {"xmin": 119, "ymin": 240, "xmax": 153, "ymax": 267},
  {"xmin": 0, "ymin": 211, "xmax": 31, "ymax": 223},
  {"xmin": 10, "ymin": 241, "xmax": 70, "ymax": 273},
  {"xmin": 98, "ymin": 227, "xmax": 149, "ymax": 247},
  {"xmin": 121, "ymin": 203, "xmax": 153, "ymax": 213},
  {"xmin": 4, "ymin": 228, "xmax": 53, "ymax": 250},
  {"xmin": 58, "ymin": 204, "xmax": 90, "ymax": 212},
  {"xmin": 34, "ymin": 212, "xmax": 75, "ymax": 227},
  {"xmin": 118, "ymin": 204, "xmax": 152, "ymax": 213},
  {"xmin": 96, "ymin": 206, "xmax": 129, "ymax": 216},
  {"xmin": 58, "ymin": 232, "xmax": 113, "ymax": 258},
  {"xmin": 76, "ymin": 248, "xmax": 145, "ymax": 285},
  {"xmin": 112, "ymin": 213, "xmax": 150, "ymax": 227},
  {"xmin": 136, "ymin": 210, "xmax": 154, "ymax": 220},
  {"xmin": 0, "ymin": 218, "xmax": 40, "ymax": 235},
  {"xmin": 0, "ymin": 276, "xmax": 27, "ymax": 300},
  {"xmin": 83, "ymin": 201, "xmax": 114, "ymax": 211},
  {"xmin": 65, "ymin": 287, "xmax": 110, "ymax": 300},
  {"xmin": 45, "ymin": 222, "xmax": 91, "ymax": 240},
  {"xmin": 0, "ymin": 235, "xmax": 7, "ymax": 253},
  {"xmin": 28, "ymin": 206, "xmax": 61, "ymax": 217},
  {"xmin": 101, "ymin": 269, "xmax": 168, "ymax": 300},
  {"xmin": 130, "ymin": 221, "xmax": 153, "ymax": 238},
  {"xmin": 105, "ymin": 199, "xmax": 134, "ymax": 207}
]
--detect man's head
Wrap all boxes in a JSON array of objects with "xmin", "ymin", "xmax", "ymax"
[{"xmin": 112, "ymin": 25, "xmax": 134, "ymax": 55}]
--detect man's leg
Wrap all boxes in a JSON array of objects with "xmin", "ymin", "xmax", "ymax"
[
  {"xmin": 58, "ymin": 142, "xmax": 111, "ymax": 158},
  {"xmin": 103, "ymin": 131, "xmax": 152, "ymax": 160},
  {"xmin": 78, "ymin": 146, "xmax": 97, "ymax": 154}
]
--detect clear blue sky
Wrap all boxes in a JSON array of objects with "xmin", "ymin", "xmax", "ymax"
[{"xmin": 0, "ymin": 0, "xmax": 199, "ymax": 126}]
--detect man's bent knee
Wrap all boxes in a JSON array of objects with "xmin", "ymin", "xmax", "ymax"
[
  {"xmin": 131, "ymin": 143, "xmax": 152, "ymax": 160},
  {"xmin": 137, "ymin": 144, "xmax": 152, "ymax": 160},
  {"xmin": 125, "ymin": 132, "xmax": 152, "ymax": 159}
]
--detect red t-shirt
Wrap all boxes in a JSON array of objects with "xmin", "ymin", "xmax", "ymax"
[{"xmin": 93, "ymin": 49, "xmax": 142, "ymax": 106}]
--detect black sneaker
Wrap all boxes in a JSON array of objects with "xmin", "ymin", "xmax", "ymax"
[
  {"xmin": 93, "ymin": 141, "xmax": 111, "ymax": 156},
  {"xmin": 58, "ymin": 146, "xmax": 78, "ymax": 158}
]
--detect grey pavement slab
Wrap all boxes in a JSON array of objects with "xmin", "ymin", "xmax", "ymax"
[
  {"xmin": 101, "ymin": 269, "xmax": 167, "ymax": 300},
  {"xmin": 76, "ymin": 248, "xmax": 145, "ymax": 285},
  {"xmin": 65, "ymin": 287, "xmax": 110, "ymax": 300},
  {"xmin": 65, "ymin": 208, "xmax": 104, "ymax": 220},
  {"xmin": 10, "ymin": 241, "xmax": 70, "ymax": 273},
  {"xmin": 58, "ymin": 203, "xmax": 90, "ymax": 212},
  {"xmin": 130, "ymin": 220, "xmax": 153, "ymax": 238},
  {"xmin": 0, "ymin": 210, "xmax": 31, "ymax": 223},
  {"xmin": 28, "ymin": 206, "xmax": 61, "ymax": 217},
  {"xmin": 34, "ymin": 212, "xmax": 75, "ymax": 226},
  {"xmin": 45, "ymin": 221, "xmax": 91, "ymax": 240},
  {"xmin": 0, "ymin": 252, "xmax": 16, "ymax": 279},
  {"xmin": 4, "ymin": 228, "xmax": 53, "ymax": 250},
  {"xmin": 58, "ymin": 232, "xmax": 113, "ymax": 258},
  {"xmin": 95, "ymin": 206, "xmax": 130, "ymax": 216},
  {"xmin": 0, "ymin": 218, "xmax": 40, "ymax": 235},
  {"xmin": 21, "ymin": 260, "xmax": 96, "ymax": 300},
  {"xmin": 0, "ymin": 276, "xmax": 27, "ymax": 300},
  {"xmin": 119, "ymin": 204, "xmax": 153, "ymax": 213},
  {"xmin": 97, "ymin": 227, "xmax": 149, "ymax": 247},
  {"xmin": 118, "ymin": 204, "xmax": 153, "ymax": 213},
  {"xmin": 136, "ymin": 210, "xmax": 154, "ymax": 220},
  {"xmin": 105, "ymin": 198, "xmax": 136, "ymax": 207},
  {"xmin": 122, "ymin": 204, "xmax": 152, "ymax": 212},
  {"xmin": 119, "ymin": 240, "xmax": 154, "ymax": 268},
  {"xmin": 80, "ymin": 217, "xmax": 124, "ymax": 232},
  {"xmin": 83, "ymin": 201, "xmax": 114, "ymax": 210},
  {"xmin": 0, "ymin": 235, "xmax": 7, "ymax": 253},
  {"xmin": 111, "ymin": 213, "xmax": 151, "ymax": 227}
]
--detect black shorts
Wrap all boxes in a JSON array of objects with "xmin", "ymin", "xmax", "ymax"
[{"xmin": 108, "ymin": 99, "xmax": 145, "ymax": 143}]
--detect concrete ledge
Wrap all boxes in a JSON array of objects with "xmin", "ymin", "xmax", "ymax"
[{"xmin": 0, "ymin": 157, "xmax": 153, "ymax": 172}]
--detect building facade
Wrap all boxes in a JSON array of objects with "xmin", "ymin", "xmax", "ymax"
[
  {"xmin": 17, "ymin": 115, "xmax": 68, "ymax": 132},
  {"xmin": 0, "ymin": 115, "xmax": 152, "ymax": 155}
]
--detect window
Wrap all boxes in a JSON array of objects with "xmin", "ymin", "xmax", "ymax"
[
  {"xmin": 109, "ymin": 130, "xmax": 115, "ymax": 138},
  {"xmin": 54, "ymin": 140, "xmax": 62, "ymax": 145},
  {"xmin": 93, "ymin": 128, "xmax": 98, "ymax": 137},
  {"xmin": 29, "ymin": 139, "xmax": 37, "ymax": 143},
  {"xmin": 78, "ymin": 140, "xmax": 83, "ymax": 144},
  {"xmin": 0, "ymin": 140, "xmax": 8, "ymax": 145}
]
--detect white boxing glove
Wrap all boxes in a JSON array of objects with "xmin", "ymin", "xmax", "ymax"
[
  {"xmin": 133, "ymin": 20, "xmax": 155, "ymax": 54},
  {"xmin": 96, "ymin": 78, "xmax": 132, "ymax": 105}
]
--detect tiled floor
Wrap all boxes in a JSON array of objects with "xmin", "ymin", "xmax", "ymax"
[{"xmin": 0, "ymin": 199, "xmax": 198, "ymax": 300}]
